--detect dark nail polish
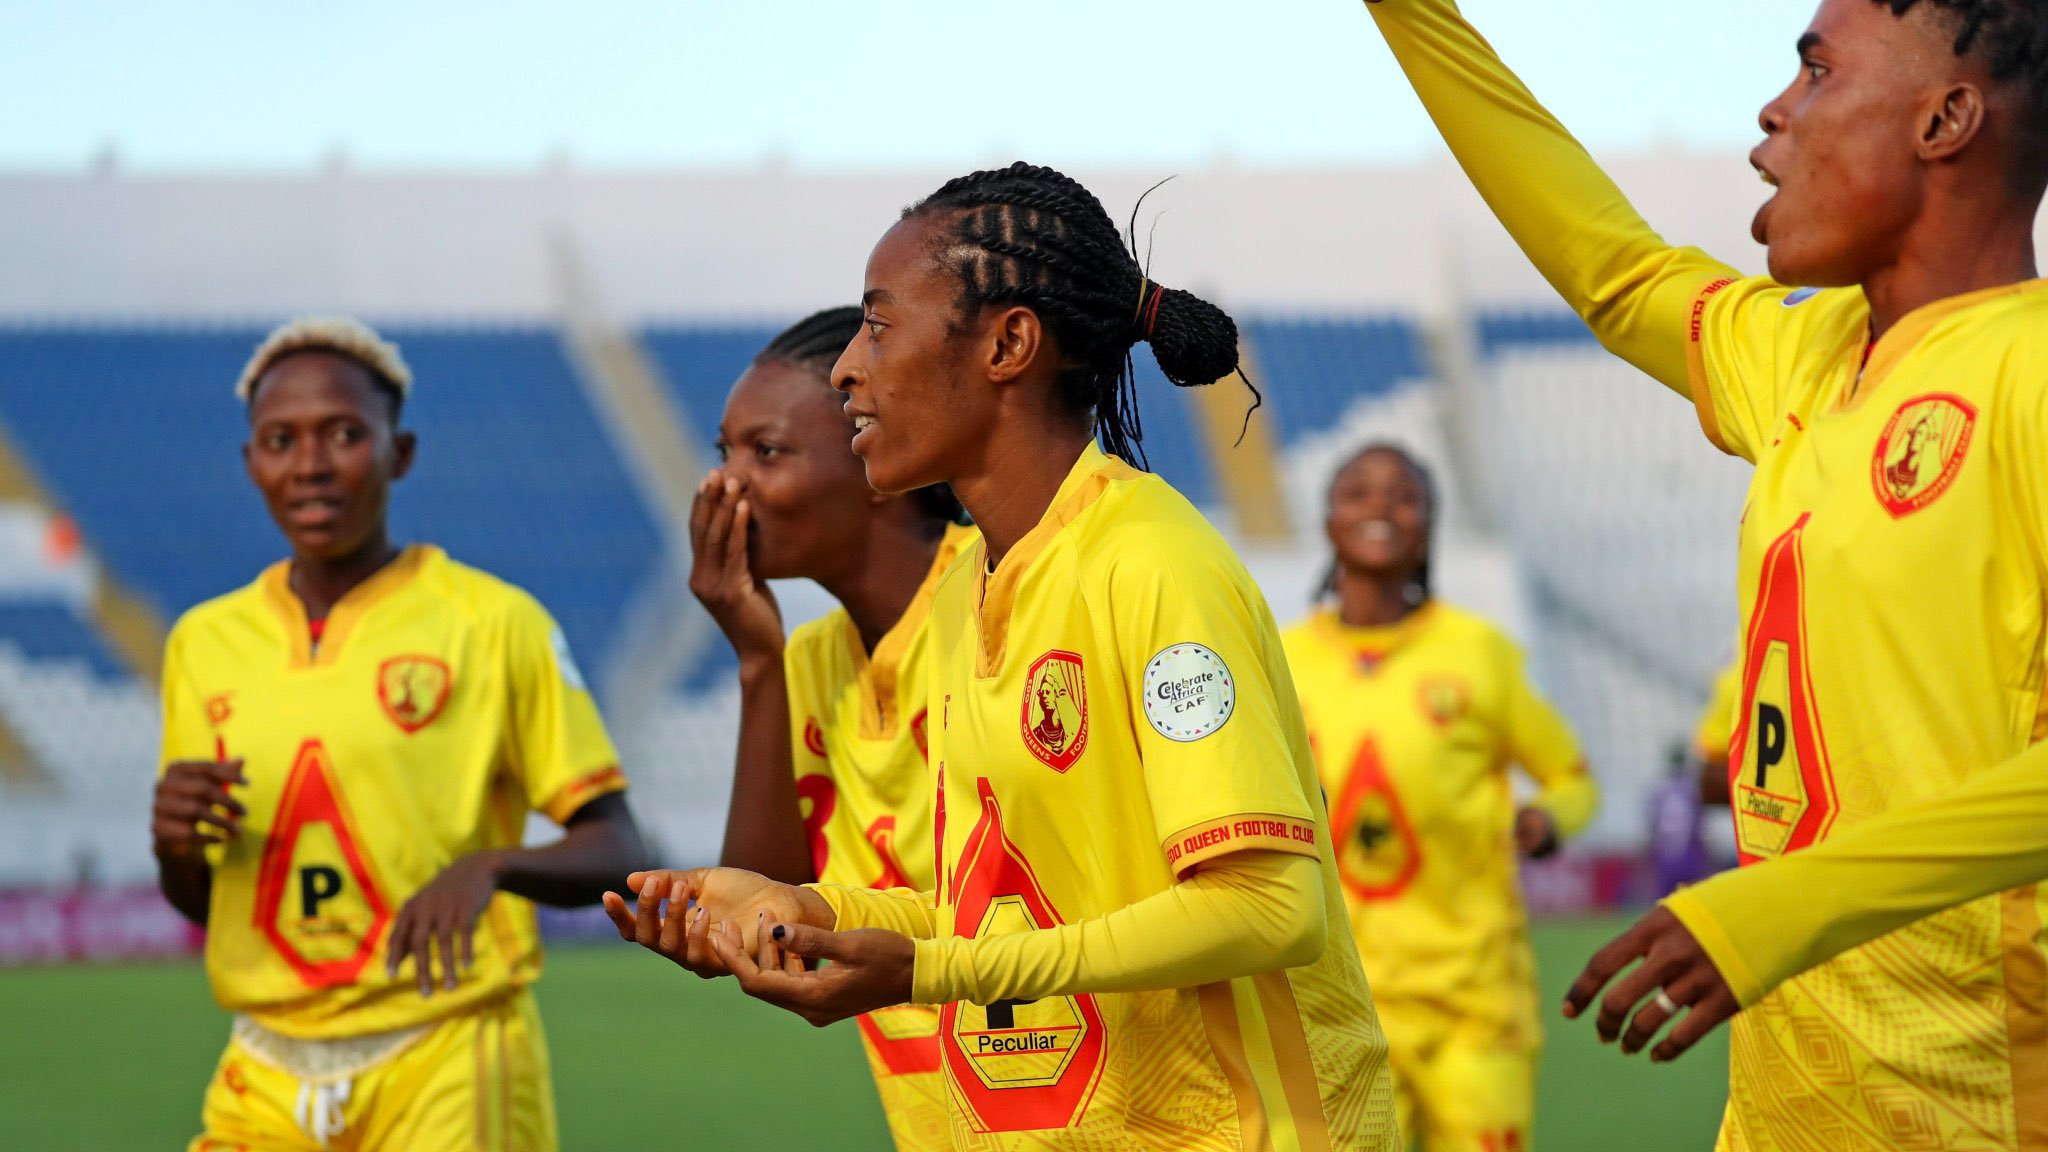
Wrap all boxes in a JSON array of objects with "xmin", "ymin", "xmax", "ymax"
[{"xmin": 772, "ymin": 925, "xmax": 786, "ymax": 942}]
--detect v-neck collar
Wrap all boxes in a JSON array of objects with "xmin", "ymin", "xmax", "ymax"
[
  {"xmin": 970, "ymin": 442, "xmax": 1138, "ymax": 678},
  {"xmin": 840, "ymin": 522, "xmax": 976, "ymax": 739},
  {"xmin": 1842, "ymin": 277, "xmax": 2048, "ymax": 409},
  {"xmin": 261, "ymin": 545, "xmax": 432, "ymax": 670},
  {"xmin": 1313, "ymin": 602, "xmax": 1438, "ymax": 672}
]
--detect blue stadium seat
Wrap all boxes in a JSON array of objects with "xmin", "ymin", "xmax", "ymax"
[
  {"xmin": 0, "ymin": 600, "xmax": 130, "ymax": 681},
  {"xmin": 1476, "ymin": 310, "xmax": 1598, "ymax": 355},
  {"xmin": 0, "ymin": 324, "xmax": 663, "ymax": 675},
  {"xmin": 1242, "ymin": 317, "xmax": 1431, "ymax": 446}
]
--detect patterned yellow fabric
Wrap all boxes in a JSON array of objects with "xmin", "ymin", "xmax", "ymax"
[{"xmin": 160, "ymin": 546, "xmax": 625, "ymax": 1039}]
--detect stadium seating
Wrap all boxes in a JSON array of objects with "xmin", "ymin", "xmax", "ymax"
[
  {"xmin": 0, "ymin": 600, "xmax": 129, "ymax": 682},
  {"xmin": 1243, "ymin": 316, "xmax": 1432, "ymax": 447},
  {"xmin": 0, "ymin": 325, "xmax": 663, "ymax": 678}
]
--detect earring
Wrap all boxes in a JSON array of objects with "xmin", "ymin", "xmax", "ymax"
[{"xmin": 1403, "ymin": 582, "xmax": 1425, "ymax": 607}]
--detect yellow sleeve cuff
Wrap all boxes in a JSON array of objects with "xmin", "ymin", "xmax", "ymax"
[
  {"xmin": 808, "ymin": 883, "xmax": 936, "ymax": 939},
  {"xmin": 1662, "ymin": 885, "xmax": 1769, "ymax": 1007},
  {"xmin": 1531, "ymin": 769, "xmax": 1599, "ymax": 840}
]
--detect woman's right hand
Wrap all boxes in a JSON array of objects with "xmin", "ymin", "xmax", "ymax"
[
  {"xmin": 151, "ymin": 758, "xmax": 247, "ymax": 856},
  {"xmin": 601, "ymin": 867, "xmax": 834, "ymax": 979},
  {"xmin": 689, "ymin": 469, "xmax": 783, "ymax": 661}
]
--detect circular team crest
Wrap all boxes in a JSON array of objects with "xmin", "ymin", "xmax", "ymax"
[
  {"xmin": 377, "ymin": 655, "xmax": 451, "ymax": 734},
  {"xmin": 1415, "ymin": 674, "xmax": 1471, "ymax": 727},
  {"xmin": 1142, "ymin": 643, "xmax": 1235, "ymax": 742},
  {"xmin": 1871, "ymin": 393, "xmax": 1976, "ymax": 519},
  {"xmin": 1021, "ymin": 650, "xmax": 1089, "ymax": 772}
]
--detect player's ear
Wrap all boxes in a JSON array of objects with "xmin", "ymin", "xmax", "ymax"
[
  {"xmin": 985, "ymin": 306, "xmax": 1044, "ymax": 386},
  {"xmin": 1919, "ymin": 83, "xmax": 1986, "ymax": 162},
  {"xmin": 390, "ymin": 430, "xmax": 418, "ymax": 482}
]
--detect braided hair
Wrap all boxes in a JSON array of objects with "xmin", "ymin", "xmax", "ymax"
[
  {"xmin": 1316, "ymin": 443, "xmax": 1437, "ymax": 605},
  {"xmin": 1878, "ymin": 0, "xmax": 2048, "ymax": 184},
  {"xmin": 756, "ymin": 306, "xmax": 966, "ymax": 526},
  {"xmin": 903, "ymin": 162, "xmax": 1250, "ymax": 469}
]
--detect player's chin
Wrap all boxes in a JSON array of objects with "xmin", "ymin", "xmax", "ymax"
[{"xmin": 856, "ymin": 447, "xmax": 936, "ymax": 499}]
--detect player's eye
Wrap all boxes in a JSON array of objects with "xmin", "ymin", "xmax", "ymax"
[
  {"xmin": 867, "ymin": 319, "xmax": 885, "ymax": 339},
  {"xmin": 262, "ymin": 431, "xmax": 291, "ymax": 452},
  {"xmin": 713, "ymin": 439, "xmax": 730, "ymax": 462},
  {"xmin": 756, "ymin": 442, "xmax": 783, "ymax": 460}
]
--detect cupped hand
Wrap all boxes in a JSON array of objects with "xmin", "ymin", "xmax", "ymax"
[
  {"xmin": 1562, "ymin": 905, "xmax": 1741, "ymax": 1062},
  {"xmin": 386, "ymin": 851, "xmax": 503, "ymax": 998},
  {"xmin": 151, "ymin": 759, "xmax": 248, "ymax": 854},
  {"xmin": 689, "ymin": 470, "xmax": 783, "ymax": 660},
  {"xmin": 714, "ymin": 919, "xmax": 916, "ymax": 1027},
  {"xmin": 600, "ymin": 867, "xmax": 832, "ymax": 978}
]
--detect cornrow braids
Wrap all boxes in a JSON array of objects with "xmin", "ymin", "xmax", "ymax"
[
  {"xmin": 1316, "ymin": 442, "xmax": 1438, "ymax": 604},
  {"xmin": 904, "ymin": 162, "xmax": 1247, "ymax": 470},
  {"xmin": 756, "ymin": 306, "xmax": 967, "ymax": 527},
  {"xmin": 1878, "ymin": 0, "xmax": 2048, "ymax": 175}
]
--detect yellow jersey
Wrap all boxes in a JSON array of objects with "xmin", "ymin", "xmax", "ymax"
[
  {"xmin": 923, "ymin": 443, "xmax": 1396, "ymax": 1150},
  {"xmin": 159, "ymin": 545, "xmax": 627, "ymax": 1040},
  {"xmin": 1280, "ymin": 604, "xmax": 1594, "ymax": 1052},
  {"xmin": 785, "ymin": 522, "xmax": 976, "ymax": 1152},
  {"xmin": 1365, "ymin": 1, "xmax": 2048, "ymax": 1144}
]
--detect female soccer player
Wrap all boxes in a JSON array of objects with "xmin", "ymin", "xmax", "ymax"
[
  {"xmin": 1364, "ymin": 0, "xmax": 2048, "ymax": 1147},
  {"xmin": 149, "ymin": 316, "xmax": 645, "ymax": 1151},
  {"xmin": 1282, "ymin": 443, "xmax": 1596, "ymax": 1152},
  {"xmin": 692, "ymin": 306, "xmax": 974, "ymax": 1151},
  {"xmin": 607, "ymin": 162, "xmax": 1399, "ymax": 1150}
]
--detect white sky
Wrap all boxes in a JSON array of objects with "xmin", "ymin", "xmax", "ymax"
[{"xmin": 0, "ymin": 1, "xmax": 1814, "ymax": 172}]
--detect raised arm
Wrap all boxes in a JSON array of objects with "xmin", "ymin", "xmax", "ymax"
[{"xmin": 1364, "ymin": 0, "xmax": 1740, "ymax": 392}]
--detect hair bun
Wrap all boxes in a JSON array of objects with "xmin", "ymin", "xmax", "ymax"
[{"xmin": 1140, "ymin": 284, "xmax": 1240, "ymax": 388}]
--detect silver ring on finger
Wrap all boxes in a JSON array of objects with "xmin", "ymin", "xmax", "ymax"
[{"xmin": 1653, "ymin": 990, "xmax": 1681, "ymax": 1015}]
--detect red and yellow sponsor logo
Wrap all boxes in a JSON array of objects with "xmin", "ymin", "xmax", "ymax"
[
  {"xmin": 1019, "ymin": 651, "xmax": 1088, "ymax": 773},
  {"xmin": 943, "ymin": 778, "xmax": 1106, "ymax": 1132},
  {"xmin": 1871, "ymin": 393, "xmax": 1976, "ymax": 519},
  {"xmin": 376, "ymin": 655, "xmax": 451, "ymax": 734},
  {"xmin": 1730, "ymin": 514, "xmax": 1837, "ymax": 863},
  {"xmin": 205, "ymin": 693, "xmax": 234, "ymax": 727},
  {"xmin": 254, "ymin": 739, "xmax": 391, "ymax": 987},
  {"xmin": 1330, "ymin": 737, "xmax": 1421, "ymax": 900},
  {"xmin": 858, "ymin": 1005, "xmax": 942, "ymax": 1077},
  {"xmin": 802, "ymin": 715, "xmax": 827, "ymax": 758}
]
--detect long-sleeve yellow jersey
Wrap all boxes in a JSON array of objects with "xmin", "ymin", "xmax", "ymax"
[{"xmin": 1366, "ymin": 1, "xmax": 2048, "ymax": 1147}]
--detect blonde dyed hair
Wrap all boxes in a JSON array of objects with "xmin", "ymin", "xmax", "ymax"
[{"xmin": 234, "ymin": 315, "xmax": 413, "ymax": 405}]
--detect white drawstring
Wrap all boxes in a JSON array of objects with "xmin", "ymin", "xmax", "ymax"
[{"xmin": 292, "ymin": 1078, "xmax": 353, "ymax": 1148}]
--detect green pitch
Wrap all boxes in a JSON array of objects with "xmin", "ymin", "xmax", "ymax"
[{"xmin": 0, "ymin": 917, "xmax": 1725, "ymax": 1150}]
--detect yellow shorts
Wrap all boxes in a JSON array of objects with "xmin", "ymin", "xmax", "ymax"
[
  {"xmin": 1380, "ymin": 1001, "xmax": 1536, "ymax": 1152},
  {"xmin": 190, "ymin": 990, "xmax": 555, "ymax": 1152}
]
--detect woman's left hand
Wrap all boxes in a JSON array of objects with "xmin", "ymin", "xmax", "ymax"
[{"xmin": 713, "ymin": 919, "xmax": 916, "ymax": 1027}]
